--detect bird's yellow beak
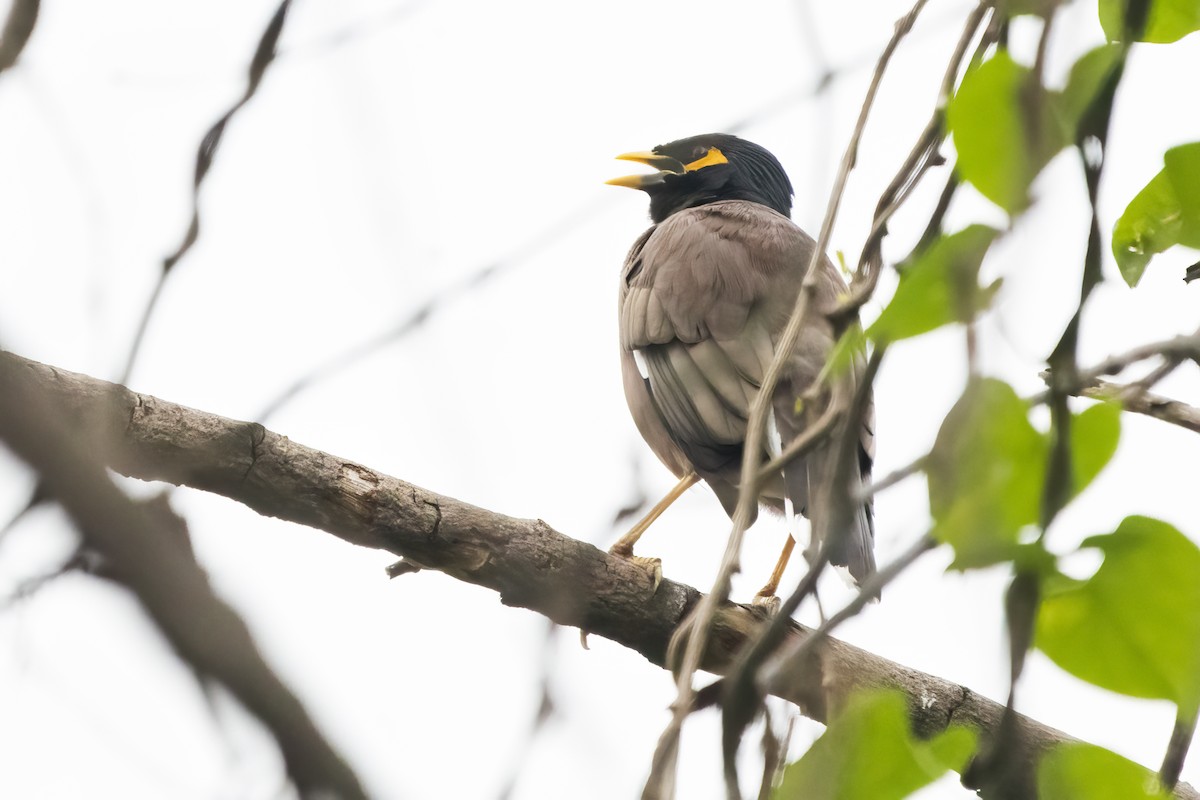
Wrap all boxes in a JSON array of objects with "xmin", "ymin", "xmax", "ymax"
[
  {"xmin": 606, "ymin": 151, "xmax": 686, "ymax": 190},
  {"xmin": 615, "ymin": 151, "xmax": 686, "ymax": 171}
]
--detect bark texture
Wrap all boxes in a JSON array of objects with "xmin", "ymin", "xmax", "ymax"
[{"xmin": 2, "ymin": 350, "xmax": 1194, "ymax": 799}]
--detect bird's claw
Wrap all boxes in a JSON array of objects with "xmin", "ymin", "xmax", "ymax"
[
  {"xmin": 629, "ymin": 555, "xmax": 663, "ymax": 593},
  {"xmin": 608, "ymin": 541, "xmax": 663, "ymax": 593},
  {"xmin": 751, "ymin": 592, "xmax": 781, "ymax": 615}
]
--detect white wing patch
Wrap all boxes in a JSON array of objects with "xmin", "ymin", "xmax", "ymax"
[
  {"xmin": 765, "ymin": 408, "xmax": 783, "ymax": 458},
  {"xmin": 766, "ymin": 409, "xmax": 801, "ymax": 538},
  {"xmin": 632, "ymin": 349, "xmax": 650, "ymax": 380}
]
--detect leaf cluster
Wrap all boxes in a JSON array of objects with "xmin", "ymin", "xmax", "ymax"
[{"xmin": 772, "ymin": 3, "xmax": 1200, "ymax": 797}]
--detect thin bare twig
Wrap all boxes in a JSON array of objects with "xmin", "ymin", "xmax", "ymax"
[
  {"xmin": 1125, "ymin": 353, "xmax": 1187, "ymax": 394},
  {"xmin": 973, "ymin": 9, "xmax": 1121, "ymax": 795},
  {"xmin": 908, "ymin": 169, "xmax": 962, "ymax": 258},
  {"xmin": 1079, "ymin": 333, "xmax": 1200, "ymax": 380},
  {"xmin": 858, "ymin": 331, "xmax": 1200, "ymax": 533},
  {"xmin": 707, "ymin": 8, "xmax": 994, "ymax": 796},
  {"xmin": 857, "ymin": 454, "xmax": 930, "ymax": 500},
  {"xmin": 255, "ymin": 55, "xmax": 895, "ymax": 425},
  {"xmin": 841, "ymin": 2, "xmax": 993, "ymax": 317},
  {"xmin": 1070, "ymin": 378, "xmax": 1200, "ymax": 435},
  {"xmin": 1031, "ymin": 330, "xmax": 1200, "ymax": 408},
  {"xmin": 1, "ymin": 0, "xmax": 300, "ymax": 569},
  {"xmin": 122, "ymin": 0, "xmax": 295, "ymax": 385},
  {"xmin": 644, "ymin": 4, "xmax": 935, "ymax": 797},
  {"xmin": 256, "ymin": 191, "xmax": 614, "ymax": 421},
  {"xmin": 721, "ymin": 344, "xmax": 888, "ymax": 798},
  {"xmin": 707, "ymin": 22, "xmax": 999, "ymax": 777},
  {"xmin": 756, "ymin": 390, "xmax": 843, "ymax": 480},
  {"xmin": 254, "ymin": 5, "xmax": 981, "ymax": 427},
  {"xmin": 756, "ymin": 704, "xmax": 786, "ymax": 800},
  {"xmin": 760, "ymin": 714, "xmax": 796, "ymax": 800},
  {"xmin": 761, "ymin": 533, "xmax": 937, "ymax": 695}
]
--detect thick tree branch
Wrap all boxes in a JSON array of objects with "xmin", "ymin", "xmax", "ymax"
[{"xmin": 2, "ymin": 350, "xmax": 1195, "ymax": 799}]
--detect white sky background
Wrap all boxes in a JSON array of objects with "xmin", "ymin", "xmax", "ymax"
[{"xmin": 0, "ymin": 0, "xmax": 1197, "ymax": 797}]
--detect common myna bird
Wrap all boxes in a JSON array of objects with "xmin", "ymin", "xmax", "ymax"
[{"xmin": 607, "ymin": 133, "xmax": 876, "ymax": 600}]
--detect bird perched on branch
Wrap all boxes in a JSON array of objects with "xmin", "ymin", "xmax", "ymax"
[{"xmin": 606, "ymin": 133, "xmax": 876, "ymax": 601}]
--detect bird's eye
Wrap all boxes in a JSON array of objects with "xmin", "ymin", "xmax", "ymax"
[{"xmin": 691, "ymin": 146, "xmax": 709, "ymax": 160}]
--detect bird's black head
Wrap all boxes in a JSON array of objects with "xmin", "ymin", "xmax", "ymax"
[{"xmin": 607, "ymin": 133, "xmax": 793, "ymax": 223}]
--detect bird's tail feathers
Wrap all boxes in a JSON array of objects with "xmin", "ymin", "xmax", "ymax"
[{"xmin": 788, "ymin": 443, "xmax": 876, "ymax": 589}]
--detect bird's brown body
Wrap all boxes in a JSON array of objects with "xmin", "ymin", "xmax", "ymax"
[{"xmin": 610, "ymin": 134, "xmax": 876, "ymax": 584}]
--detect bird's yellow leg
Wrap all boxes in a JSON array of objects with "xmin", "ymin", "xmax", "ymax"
[
  {"xmin": 753, "ymin": 534, "xmax": 796, "ymax": 607},
  {"xmin": 609, "ymin": 471, "xmax": 699, "ymax": 558},
  {"xmin": 609, "ymin": 472, "xmax": 699, "ymax": 592}
]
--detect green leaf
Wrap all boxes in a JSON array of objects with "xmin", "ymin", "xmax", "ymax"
[
  {"xmin": 948, "ymin": 50, "xmax": 1067, "ymax": 213},
  {"xmin": 1001, "ymin": 0, "xmax": 1060, "ymax": 18},
  {"xmin": 1069, "ymin": 401, "xmax": 1121, "ymax": 495},
  {"xmin": 1039, "ymin": 742, "xmax": 1169, "ymax": 799},
  {"xmin": 1113, "ymin": 169, "xmax": 1185, "ymax": 285},
  {"xmin": 773, "ymin": 690, "xmax": 976, "ymax": 800},
  {"xmin": 927, "ymin": 726, "xmax": 976, "ymax": 773},
  {"xmin": 867, "ymin": 225, "xmax": 1001, "ymax": 344},
  {"xmin": 1164, "ymin": 142, "xmax": 1200, "ymax": 232},
  {"xmin": 1055, "ymin": 45, "xmax": 1123, "ymax": 136},
  {"xmin": 1100, "ymin": 0, "xmax": 1200, "ymax": 43},
  {"xmin": 926, "ymin": 384, "xmax": 1123, "ymax": 569},
  {"xmin": 927, "ymin": 378, "xmax": 1047, "ymax": 568},
  {"xmin": 1112, "ymin": 142, "xmax": 1200, "ymax": 286},
  {"xmin": 1037, "ymin": 516, "xmax": 1200, "ymax": 714}
]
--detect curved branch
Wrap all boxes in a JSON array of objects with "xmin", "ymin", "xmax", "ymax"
[
  {"xmin": 124, "ymin": 0, "xmax": 295, "ymax": 383},
  {"xmin": 2, "ymin": 349, "xmax": 1195, "ymax": 800}
]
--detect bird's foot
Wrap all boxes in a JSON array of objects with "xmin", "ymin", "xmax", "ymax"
[
  {"xmin": 609, "ymin": 544, "xmax": 663, "ymax": 593},
  {"xmin": 751, "ymin": 591, "xmax": 781, "ymax": 615},
  {"xmin": 629, "ymin": 555, "xmax": 663, "ymax": 592}
]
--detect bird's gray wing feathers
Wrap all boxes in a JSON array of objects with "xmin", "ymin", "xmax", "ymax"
[
  {"xmin": 771, "ymin": 383, "xmax": 876, "ymax": 584},
  {"xmin": 621, "ymin": 205, "xmax": 790, "ymax": 350},
  {"xmin": 621, "ymin": 203, "xmax": 802, "ymax": 472},
  {"xmin": 618, "ymin": 200, "xmax": 876, "ymax": 582}
]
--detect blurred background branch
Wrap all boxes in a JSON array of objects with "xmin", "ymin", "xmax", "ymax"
[
  {"xmin": 0, "ymin": 0, "xmax": 37, "ymax": 73},
  {"xmin": 0, "ymin": 352, "xmax": 367, "ymax": 799}
]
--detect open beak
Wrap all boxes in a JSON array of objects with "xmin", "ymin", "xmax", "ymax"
[{"xmin": 606, "ymin": 150, "xmax": 686, "ymax": 190}]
